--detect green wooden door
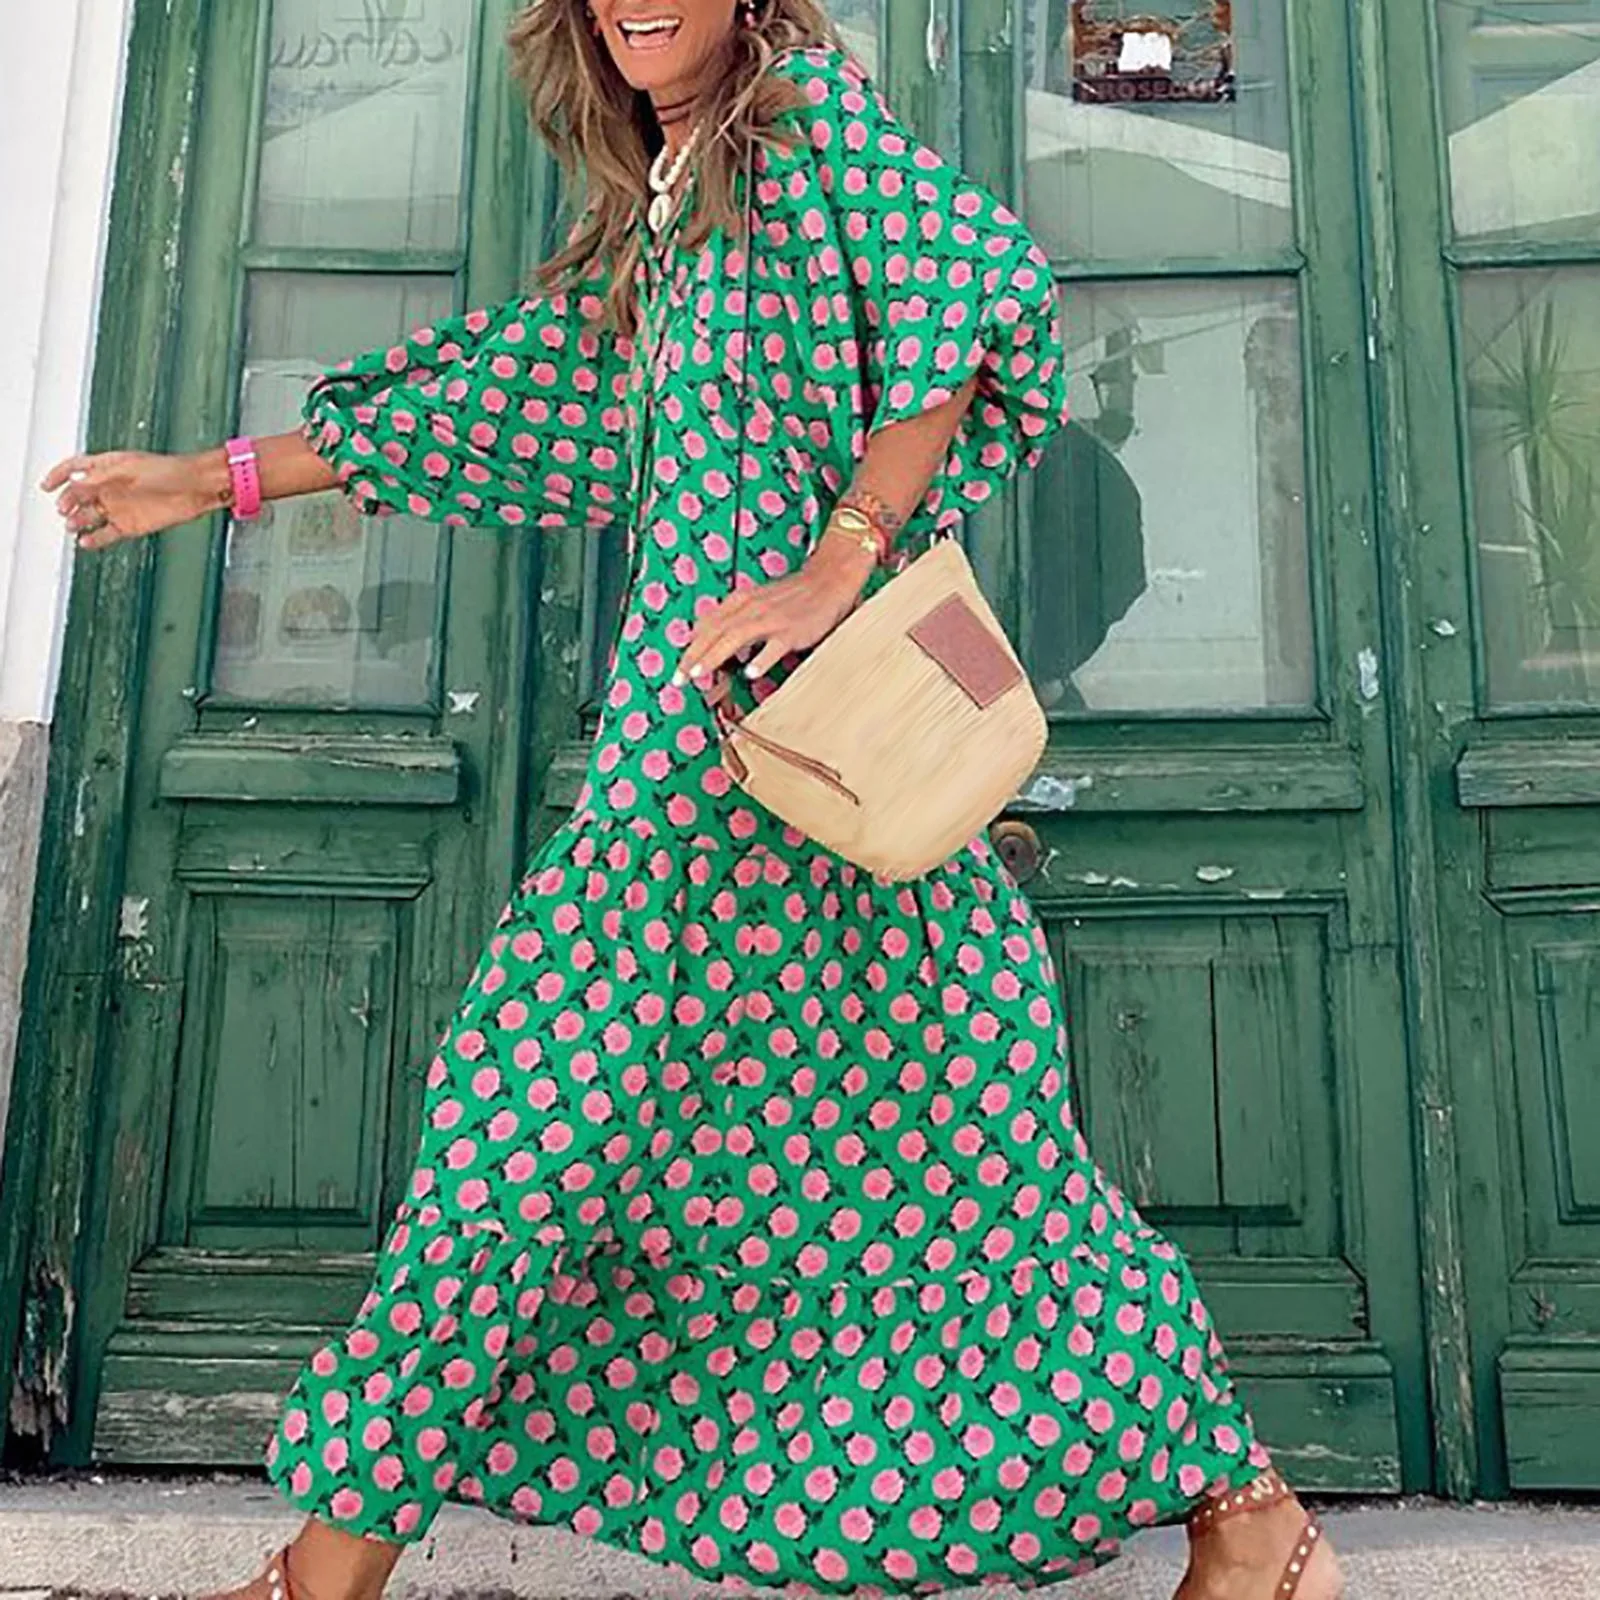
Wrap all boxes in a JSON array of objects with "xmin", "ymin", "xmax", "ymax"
[
  {"xmin": 954, "ymin": 0, "xmax": 1434, "ymax": 1492},
  {"xmin": 1374, "ymin": 0, "xmax": 1600, "ymax": 1495},
  {"xmin": 32, "ymin": 0, "xmax": 555, "ymax": 1464}
]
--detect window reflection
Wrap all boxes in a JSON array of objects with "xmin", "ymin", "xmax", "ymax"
[
  {"xmin": 213, "ymin": 273, "xmax": 451, "ymax": 707},
  {"xmin": 1437, "ymin": 1, "xmax": 1600, "ymax": 245},
  {"xmin": 1464, "ymin": 268, "xmax": 1600, "ymax": 708},
  {"xmin": 1028, "ymin": 279, "xmax": 1313, "ymax": 714},
  {"xmin": 830, "ymin": 0, "xmax": 881, "ymax": 72},
  {"xmin": 257, "ymin": 0, "xmax": 477, "ymax": 252},
  {"xmin": 1022, "ymin": 0, "xmax": 1293, "ymax": 261}
]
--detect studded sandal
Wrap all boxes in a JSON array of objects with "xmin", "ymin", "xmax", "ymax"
[
  {"xmin": 1186, "ymin": 1469, "xmax": 1329, "ymax": 1598},
  {"xmin": 263, "ymin": 1547, "xmax": 296, "ymax": 1600}
]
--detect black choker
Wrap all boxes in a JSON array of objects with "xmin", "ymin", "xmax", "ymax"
[{"xmin": 653, "ymin": 95, "xmax": 696, "ymax": 124}]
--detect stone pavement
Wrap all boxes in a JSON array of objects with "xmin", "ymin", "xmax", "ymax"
[{"xmin": 3, "ymin": 1474, "xmax": 1600, "ymax": 1599}]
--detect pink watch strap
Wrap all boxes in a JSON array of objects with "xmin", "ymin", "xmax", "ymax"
[{"xmin": 225, "ymin": 436, "xmax": 263, "ymax": 520}]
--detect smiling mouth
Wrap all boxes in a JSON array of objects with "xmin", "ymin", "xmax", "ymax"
[{"xmin": 618, "ymin": 15, "xmax": 684, "ymax": 49}]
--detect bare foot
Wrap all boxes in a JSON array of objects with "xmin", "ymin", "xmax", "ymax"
[{"xmin": 1174, "ymin": 1479, "xmax": 1345, "ymax": 1600}]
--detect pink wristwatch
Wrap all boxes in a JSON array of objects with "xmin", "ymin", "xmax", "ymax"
[{"xmin": 225, "ymin": 436, "xmax": 263, "ymax": 520}]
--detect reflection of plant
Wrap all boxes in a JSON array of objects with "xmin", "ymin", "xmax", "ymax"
[
  {"xmin": 1473, "ymin": 297, "xmax": 1600, "ymax": 632},
  {"xmin": 1521, "ymin": 463, "xmax": 1600, "ymax": 624}
]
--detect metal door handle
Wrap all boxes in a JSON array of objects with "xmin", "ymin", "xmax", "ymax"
[{"xmin": 989, "ymin": 819, "xmax": 1042, "ymax": 883}]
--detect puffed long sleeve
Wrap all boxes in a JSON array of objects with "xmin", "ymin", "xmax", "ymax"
[
  {"xmin": 301, "ymin": 271, "xmax": 633, "ymax": 532},
  {"xmin": 764, "ymin": 47, "xmax": 1069, "ymax": 530}
]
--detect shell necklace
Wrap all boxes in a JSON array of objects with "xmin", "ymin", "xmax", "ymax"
[{"xmin": 647, "ymin": 122, "xmax": 701, "ymax": 234}]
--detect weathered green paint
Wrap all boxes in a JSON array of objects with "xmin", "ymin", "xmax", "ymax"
[
  {"xmin": 1370, "ymin": 0, "xmax": 1600, "ymax": 1501},
  {"xmin": 0, "ymin": 0, "xmax": 211, "ymax": 1455},
  {"xmin": 1013, "ymin": 748, "xmax": 1366, "ymax": 815},
  {"xmin": 1346, "ymin": 0, "xmax": 1481, "ymax": 1498},
  {"xmin": 1456, "ymin": 740, "xmax": 1600, "ymax": 808},
  {"xmin": 158, "ymin": 735, "xmax": 463, "ymax": 806},
  {"xmin": 1499, "ymin": 1344, "xmax": 1600, "ymax": 1491},
  {"xmin": 0, "ymin": 0, "xmax": 543, "ymax": 1465}
]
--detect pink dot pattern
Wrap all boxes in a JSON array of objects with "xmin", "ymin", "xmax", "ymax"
[{"xmin": 267, "ymin": 44, "xmax": 1271, "ymax": 1597}]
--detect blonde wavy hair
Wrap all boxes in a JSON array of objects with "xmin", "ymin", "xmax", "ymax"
[{"xmin": 508, "ymin": 0, "xmax": 839, "ymax": 331}]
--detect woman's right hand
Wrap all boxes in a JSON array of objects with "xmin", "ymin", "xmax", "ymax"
[{"xmin": 40, "ymin": 447, "xmax": 232, "ymax": 551}]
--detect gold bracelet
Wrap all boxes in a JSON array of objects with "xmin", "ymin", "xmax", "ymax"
[
  {"xmin": 823, "ymin": 504, "xmax": 891, "ymax": 564},
  {"xmin": 822, "ymin": 520, "xmax": 881, "ymax": 559}
]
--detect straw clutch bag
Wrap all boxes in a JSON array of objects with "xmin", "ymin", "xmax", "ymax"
[{"xmin": 706, "ymin": 538, "xmax": 1047, "ymax": 882}]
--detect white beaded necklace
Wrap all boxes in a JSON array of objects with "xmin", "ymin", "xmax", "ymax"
[{"xmin": 647, "ymin": 123, "xmax": 701, "ymax": 234}]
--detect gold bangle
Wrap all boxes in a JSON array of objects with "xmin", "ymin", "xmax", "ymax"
[
  {"xmin": 822, "ymin": 522, "xmax": 880, "ymax": 559},
  {"xmin": 824, "ymin": 504, "xmax": 891, "ymax": 564}
]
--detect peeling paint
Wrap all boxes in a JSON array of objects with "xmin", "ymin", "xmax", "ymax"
[
  {"xmin": 1022, "ymin": 772, "xmax": 1093, "ymax": 810},
  {"xmin": 72, "ymin": 774, "xmax": 89, "ymax": 839},
  {"xmin": 119, "ymin": 896, "xmax": 151, "ymax": 940},
  {"xmin": 448, "ymin": 690, "xmax": 482, "ymax": 716},
  {"xmin": 1357, "ymin": 648, "xmax": 1381, "ymax": 701},
  {"xmin": 1430, "ymin": 618, "xmax": 1458, "ymax": 638},
  {"xmin": 1195, "ymin": 865, "xmax": 1235, "ymax": 883}
]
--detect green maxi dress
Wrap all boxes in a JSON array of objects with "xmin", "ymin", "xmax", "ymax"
[{"xmin": 265, "ymin": 44, "xmax": 1272, "ymax": 1596}]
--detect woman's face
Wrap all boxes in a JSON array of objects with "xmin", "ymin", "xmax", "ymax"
[{"xmin": 589, "ymin": 0, "xmax": 739, "ymax": 96}]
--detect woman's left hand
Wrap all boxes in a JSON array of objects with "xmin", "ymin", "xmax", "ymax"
[{"xmin": 674, "ymin": 536, "xmax": 878, "ymax": 687}]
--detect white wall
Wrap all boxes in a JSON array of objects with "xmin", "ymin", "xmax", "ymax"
[
  {"xmin": 0, "ymin": 0, "xmax": 135, "ymax": 724},
  {"xmin": 0, "ymin": 0, "xmax": 136, "ymax": 1153}
]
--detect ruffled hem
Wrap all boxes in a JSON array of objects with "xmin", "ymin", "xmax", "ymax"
[{"xmin": 269, "ymin": 1234, "xmax": 1271, "ymax": 1594}]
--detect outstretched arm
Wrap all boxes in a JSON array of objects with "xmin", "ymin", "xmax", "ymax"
[{"xmin": 42, "ymin": 432, "xmax": 338, "ymax": 552}]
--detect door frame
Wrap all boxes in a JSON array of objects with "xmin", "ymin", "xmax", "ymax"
[{"xmin": 1, "ymin": 0, "xmax": 203, "ymax": 1453}]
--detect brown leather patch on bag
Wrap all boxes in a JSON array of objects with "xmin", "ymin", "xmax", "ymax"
[{"xmin": 908, "ymin": 594, "xmax": 1024, "ymax": 709}]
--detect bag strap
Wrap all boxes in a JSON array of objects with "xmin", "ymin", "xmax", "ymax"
[{"xmin": 703, "ymin": 672, "xmax": 861, "ymax": 805}]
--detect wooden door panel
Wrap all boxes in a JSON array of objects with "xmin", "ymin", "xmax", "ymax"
[
  {"xmin": 1046, "ymin": 900, "xmax": 1399, "ymax": 1491},
  {"xmin": 95, "ymin": 1251, "xmax": 372, "ymax": 1463},
  {"xmin": 1063, "ymin": 915, "xmax": 1320, "ymax": 1225},
  {"xmin": 1505, "ymin": 912, "xmax": 1600, "ymax": 1231},
  {"xmin": 169, "ymin": 893, "xmax": 402, "ymax": 1249}
]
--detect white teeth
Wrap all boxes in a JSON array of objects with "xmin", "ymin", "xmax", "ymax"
[{"xmin": 620, "ymin": 16, "xmax": 681, "ymax": 34}]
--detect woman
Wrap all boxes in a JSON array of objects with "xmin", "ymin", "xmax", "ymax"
[{"xmin": 44, "ymin": 3, "xmax": 1344, "ymax": 1597}]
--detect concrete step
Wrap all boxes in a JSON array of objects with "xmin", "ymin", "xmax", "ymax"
[{"xmin": 3, "ymin": 1474, "xmax": 1600, "ymax": 1599}]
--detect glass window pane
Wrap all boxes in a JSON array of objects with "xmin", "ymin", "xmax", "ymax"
[
  {"xmin": 256, "ymin": 0, "xmax": 476, "ymax": 251},
  {"xmin": 1022, "ymin": 1, "xmax": 1293, "ymax": 261},
  {"xmin": 831, "ymin": 0, "xmax": 881, "ymax": 72},
  {"xmin": 1437, "ymin": 2, "xmax": 1600, "ymax": 245},
  {"xmin": 1028, "ymin": 278, "xmax": 1313, "ymax": 714},
  {"xmin": 1463, "ymin": 267, "xmax": 1600, "ymax": 708},
  {"xmin": 213, "ymin": 272, "xmax": 454, "ymax": 707}
]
